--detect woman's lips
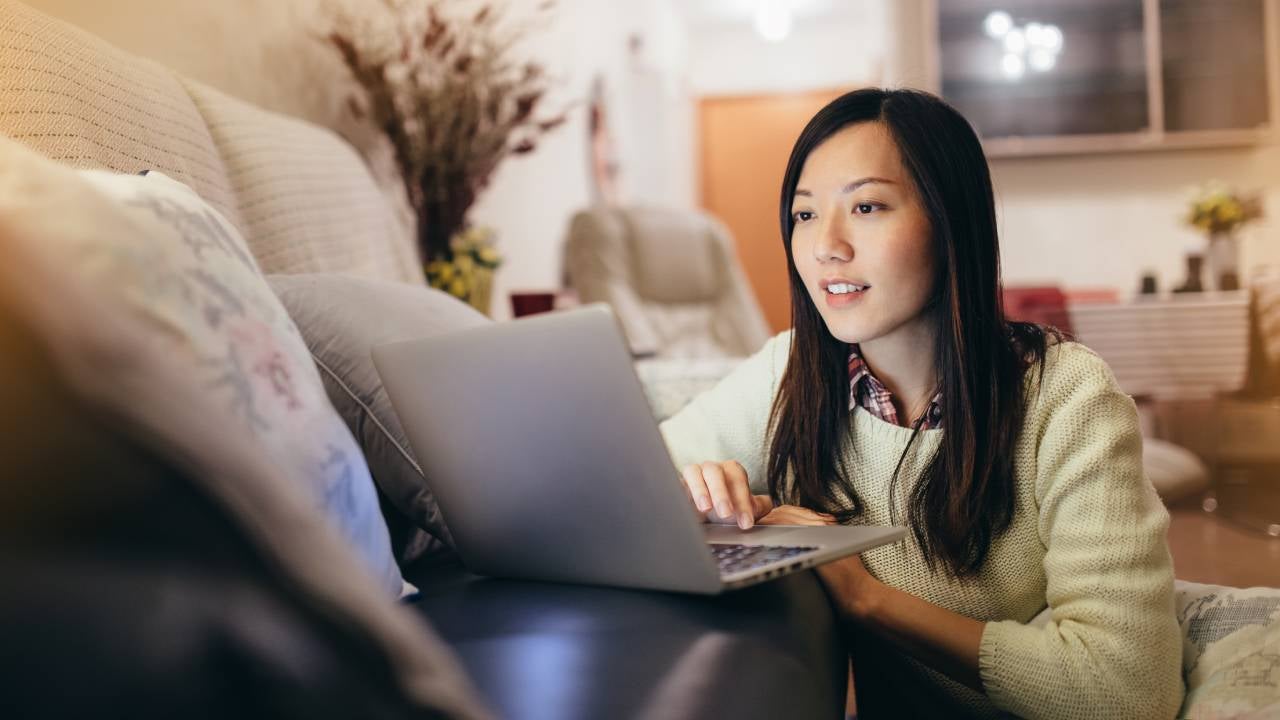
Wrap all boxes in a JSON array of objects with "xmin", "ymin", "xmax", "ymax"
[{"xmin": 824, "ymin": 286, "xmax": 868, "ymax": 308}]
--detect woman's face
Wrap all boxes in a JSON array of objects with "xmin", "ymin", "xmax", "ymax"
[{"xmin": 789, "ymin": 121, "xmax": 938, "ymax": 349}]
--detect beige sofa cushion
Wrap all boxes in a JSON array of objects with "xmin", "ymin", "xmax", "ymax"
[
  {"xmin": 184, "ymin": 80, "xmax": 423, "ymax": 284},
  {"xmin": 1, "ymin": 0, "xmax": 423, "ymax": 285},
  {"xmin": 0, "ymin": 0, "xmax": 240, "ymax": 230},
  {"xmin": 17, "ymin": 0, "xmax": 413, "ymax": 258}
]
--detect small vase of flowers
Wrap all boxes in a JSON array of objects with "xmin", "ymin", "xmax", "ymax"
[
  {"xmin": 329, "ymin": 0, "xmax": 567, "ymax": 313},
  {"xmin": 425, "ymin": 225, "xmax": 503, "ymax": 314},
  {"xmin": 1185, "ymin": 182, "xmax": 1264, "ymax": 292}
]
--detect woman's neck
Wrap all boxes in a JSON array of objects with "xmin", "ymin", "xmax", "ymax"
[{"xmin": 856, "ymin": 316, "xmax": 940, "ymax": 423}]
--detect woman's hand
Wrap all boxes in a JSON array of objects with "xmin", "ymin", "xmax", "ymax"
[
  {"xmin": 680, "ymin": 461, "xmax": 772, "ymax": 529},
  {"xmin": 679, "ymin": 461, "xmax": 836, "ymax": 530},
  {"xmin": 758, "ymin": 505, "xmax": 838, "ymax": 526}
]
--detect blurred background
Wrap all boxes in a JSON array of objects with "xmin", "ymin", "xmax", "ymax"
[{"xmin": 23, "ymin": 0, "xmax": 1280, "ymax": 585}]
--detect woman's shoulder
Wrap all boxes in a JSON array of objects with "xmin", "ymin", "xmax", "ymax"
[
  {"xmin": 765, "ymin": 328, "xmax": 794, "ymax": 356},
  {"xmin": 749, "ymin": 328, "xmax": 794, "ymax": 387},
  {"xmin": 1023, "ymin": 338, "xmax": 1132, "ymax": 422},
  {"xmin": 1037, "ymin": 339, "xmax": 1116, "ymax": 385}
]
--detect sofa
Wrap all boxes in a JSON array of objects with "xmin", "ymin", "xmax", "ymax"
[
  {"xmin": 0, "ymin": 2, "xmax": 844, "ymax": 719},
  {"xmin": 1, "ymin": 2, "xmax": 1277, "ymax": 719}
]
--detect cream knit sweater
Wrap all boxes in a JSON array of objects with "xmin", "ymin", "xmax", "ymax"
[{"xmin": 659, "ymin": 332, "xmax": 1184, "ymax": 720}]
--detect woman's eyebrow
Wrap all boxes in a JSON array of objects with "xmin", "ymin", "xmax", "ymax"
[{"xmin": 793, "ymin": 177, "xmax": 896, "ymax": 198}]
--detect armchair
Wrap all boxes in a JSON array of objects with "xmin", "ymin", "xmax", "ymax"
[{"xmin": 564, "ymin": 205, "xmax": 771, "ymax": 359}]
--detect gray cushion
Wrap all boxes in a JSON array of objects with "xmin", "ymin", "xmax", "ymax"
[{"xmin": 267, "ymin": 273, "xmax": 490, "ymax": 564}]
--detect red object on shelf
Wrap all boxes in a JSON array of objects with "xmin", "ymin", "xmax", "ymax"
[
  {"xmin": 510, "ymin": 291, "xmax": 556, "ymax": 318},
  {"xmin": 1002, "ymin": 286, "xmax": 1075, "ymax": 336}
]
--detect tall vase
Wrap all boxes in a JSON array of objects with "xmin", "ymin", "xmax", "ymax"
[
  {"xmin": 467, "ymin": 266, "xmax": 494, "ymax": 316},
  {"xmin": 1174, "ymin": 253, "xmax": 1205, "ymax": 293},
  {"xmin": 1206, "ymin": 230, "xmax": 1241, "ymax": 291}
]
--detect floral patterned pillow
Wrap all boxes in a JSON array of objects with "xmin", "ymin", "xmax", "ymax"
[
  {"xmin": 64, "ymin": 168, "xmax": 405, "ymax": 596},
  {"xmin": 1176, "ymin": 579, "xmax": 1280, "ymax": 718}
]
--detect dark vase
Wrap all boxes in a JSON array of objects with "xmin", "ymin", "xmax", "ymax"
[
  {"xmin": 1139, "ymin": 272, "xmax": 1158, "ymax": 295},
  {"xmin": 1174, "ymin": 253, "xmax": 1205, "ymax": 293}
]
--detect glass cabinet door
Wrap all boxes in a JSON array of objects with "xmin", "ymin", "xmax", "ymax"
[
  {"xmin": 939, "ymin": 0, "xmax": 1149, "ymax": 138},
  {"xmin": 1160, "ymin": 0, "xmax": 1269, "ymax": 133}
]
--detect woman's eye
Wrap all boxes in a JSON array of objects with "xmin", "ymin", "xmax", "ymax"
[
  {"xmin": 854, "ymin": 203, "xmax": 879, "ymax": 215},
  {"xmin": 792, "ymin": 210, "xmax": 814, "ymax": 223}
]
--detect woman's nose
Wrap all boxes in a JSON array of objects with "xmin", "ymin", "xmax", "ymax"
[{"xmin": 814, "ymin": 217, "xmax": 853, "ymax": 263}]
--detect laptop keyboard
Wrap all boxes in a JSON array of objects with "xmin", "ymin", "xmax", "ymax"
[{"xmin": 709, "ymin": 543, "xmax": 819, "ymax": 575}]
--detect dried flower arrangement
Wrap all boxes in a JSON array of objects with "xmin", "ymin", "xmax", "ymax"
[{"xmin": 329, "ymin": 0, "xmax": 567, "ymax": 306}]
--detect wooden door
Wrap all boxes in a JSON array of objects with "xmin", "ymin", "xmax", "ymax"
[{"xmin": 699, "ymin": 89, "xmax": 846, "ymax": 333}]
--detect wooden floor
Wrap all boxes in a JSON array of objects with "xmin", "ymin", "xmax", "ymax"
[{"xmin": 1167, "ymin": 500, "xmax": 1280, "ymax": 588}]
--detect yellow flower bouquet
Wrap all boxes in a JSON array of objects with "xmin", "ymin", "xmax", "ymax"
[
  {"xmin": 424, "ymin": 225, "xmax": 502, "ymax": 314},
  {"xmin": 1186, "ymin": 182, "xmax": 1263, "ymax": 235},
  {"xmin": 1183, "ymin": 182, "xmax": 1264, "ymax": 291}
]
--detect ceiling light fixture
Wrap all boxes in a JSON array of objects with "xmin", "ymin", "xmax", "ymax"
[
  {"xmin": 985, "ymin": 13, "xmax": 1064, "ymax": 82},
  {"xmin": 983, "ymin": 10, "xmax": 1013, "ymax": 39},
  {"xmin": 1000, "ymin": 52, "xmax": 1026, "ymax": 80},
  {"xmin": 1028, "ymin": 47, "xmax": 1056, "ymax": 72},
  {"xmin": 754, "ymin": 0, "xmax": 792, "ymax": 43}
]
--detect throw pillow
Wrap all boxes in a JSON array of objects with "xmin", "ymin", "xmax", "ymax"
[
  {"xmin": 266, "ymin": 273, "xmax": 490, "ymax": 564},
  {"xmin": 1176, "ymin": 579, "xmax": 1280, "ymax": 718},
  {"xmin": 0, "ymin": 136, "xmax": 490, "ymax": 715},
  {"xmin": 0, "ymin": 136, "xmax": 403, "ymax": 596}
]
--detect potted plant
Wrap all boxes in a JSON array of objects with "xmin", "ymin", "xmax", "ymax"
[
  {"xmin": 1185, "ymin": 182, "xmax": 1264, "ymax": 292},
  {"xmin": 330, "ymin": 0, "xmax": 567, "ymax": 313}
]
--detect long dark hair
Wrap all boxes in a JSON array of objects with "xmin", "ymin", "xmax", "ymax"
[{"xmin": 767, "ymin": 88, "xmax": 1058, "ymax": 578}]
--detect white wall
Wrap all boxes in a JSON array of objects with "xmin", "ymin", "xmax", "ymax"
[
  {"xmin": 688, "ymin": 18, "xmax": 886, "ymax": 97},
  {"xmin": 469, "ymin": 0, "xmax": 695, "ymax": 319},
  {"xmin": 991, "ymin": 146, "xmax": 1280, "ymax": 295}
]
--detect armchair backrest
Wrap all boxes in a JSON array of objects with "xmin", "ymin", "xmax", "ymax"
[{"xmin": 564, "ymin": 205, "xmax": 771, "ymax": 358}]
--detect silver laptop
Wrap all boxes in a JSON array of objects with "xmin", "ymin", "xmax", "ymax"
[{"xmin": 371, "ymin": 304, "xmax": 905, "ymax": 594}]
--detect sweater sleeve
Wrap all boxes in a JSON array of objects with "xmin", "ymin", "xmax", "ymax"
[
  {"xmin": 978, "ymin": 343, "xmax": 1184, "ymax": 720},
  {"xmin": 658, "ymin": 331, "xmax": 791, "ymax": 494}
]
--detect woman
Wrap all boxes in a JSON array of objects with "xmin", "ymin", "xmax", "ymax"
[{"xmin": 660, "ymin": 88, "xmax": 1183, "ymax": 719}]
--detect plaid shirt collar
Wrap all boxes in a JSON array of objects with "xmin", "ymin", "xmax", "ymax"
[{"xmin": 847, "ymin": 345, "xmax": 943, "ymax": 429}]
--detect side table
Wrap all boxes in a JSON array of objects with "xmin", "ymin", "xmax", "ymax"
[
  {"xmin": 1149, "ymin": 397, "xmax": 1280, "ymax": 537},
  {"xmin": 406, "ymin": 559, "xmax": 847, "ymax": 720}
]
